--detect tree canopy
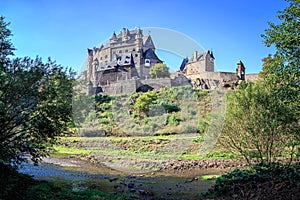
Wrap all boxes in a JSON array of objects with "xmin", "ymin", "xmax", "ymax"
[
  {"xmin": 0, "ymin": 16, "xmax": 75, "ymax": 164},
  {"xmin": 149, "ymin": 63, "xmax": 170, "ymax": 78},
  {"xmin": 219, "ymin": 0, "xmax": 300, "ymax": 164}
]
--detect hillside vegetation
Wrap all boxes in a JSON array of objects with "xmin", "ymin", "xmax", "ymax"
[{"xmin": 77, "ymin": 86, "xmax": 215, "ymax": 138}]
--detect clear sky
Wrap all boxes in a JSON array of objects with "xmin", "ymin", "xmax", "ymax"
[{"xmin": 1, "ymin": 0, "xmax": 287, "ymax": 74}]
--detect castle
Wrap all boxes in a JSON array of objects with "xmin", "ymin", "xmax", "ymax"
[
  {"xmin": 84, "ymin": 28, "xmax": 255, "ymax": 95},
  {"xmin": 86, "ymin": 28, "xmax": 162, "ymax": 88}
]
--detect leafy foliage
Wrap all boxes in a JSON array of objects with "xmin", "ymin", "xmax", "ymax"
[
  {"xmin": 219, "ymin": 0, "xmax": 300, "ymax": 165},
  {"xmin": 262, "ymin": 0, "xmax": 300, "ymax": 64},
  {"xmin": 0, "ymin": 16, "xmax": 15, "ymax": 63},
  {"xmin": 0, "ymin": 57, "xmax": 75, "ymax": 164},
  {"xmin": 0, "ymin": 17, "xmax": 75, "ymax": 164},
  {"xmin": 133, "ymin": 90, "xmax": 158, "ymax": 116},
  {"xmin": 220, "ymin": 82, "xmax": 298, "ymax": 164},
  {"xmin": 261, "ymin": 0, "xmax": 299, "ymax": 122},
  {"xmin": 203, "ymin": 163, "xmax": 300, "ymax": 199},
  {"xmin": 166, "ymin": 113, "xmax": 180, "ymax": 126},
  {"xmin": 149, "ymin": 63, "xmax": 170, "ymax": 78},
  {"xmin": 198, "ymin": 113, "xmax": 211, "ymax": 134}
]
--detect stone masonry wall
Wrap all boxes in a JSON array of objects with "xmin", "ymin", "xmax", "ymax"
[{"xmin": 101, "ymin": 79, "xmax": 137, "ymax": 95}]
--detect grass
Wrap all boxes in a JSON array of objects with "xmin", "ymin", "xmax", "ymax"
[
  {"xmin": 52, "ymin": 136, "xmax": 240, "ymax": 161},
  {"xmin": 179, "ymin": 154, "xmax": 200, "ymax": 159},
  {"xmin": 200, "ymin": 174, "xmax": 221, "ymax": 180},
  {"xmin": 202, "ymin": 150, "xmax": 237, "ymax": 159},
  {"xmin": 53, "ymin": 146, "xmax": 93, "ymax": 155}
]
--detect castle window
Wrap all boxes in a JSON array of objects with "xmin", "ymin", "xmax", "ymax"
[
  {"xmin": 132, "ymin": 48, "xmax": 135, "ymax": 51},
  {"xmin": 100, "ymin": 57, "xmax": 102, "ymax": 60},
  {"xmin": 145, "ymin": 59, "xmax": 150, "ymax": 67},
  {"xmin": 125, "ymin": 56, "xmax": 130, "ymax": 64},
  {"xmin": 119, "ymin": 50, "xmax": 122, "ymax": 53},
  {"xmin": 135, "ymin": 54, "xmax": 138, "ymax": 57},
  {"xmin": 117, "ymin": 59, "xmax": 121, "ymax": 65},
  {"xmin": 105, "ymin": 55, "xmax": 108, "ymax": 59},
  {"xmin": 125, "ymin": 49, "xmax": 128, "ymax": 53}
]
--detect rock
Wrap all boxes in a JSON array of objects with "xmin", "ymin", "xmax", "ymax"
[
  {"xmin": 139, "ymin": 189, "xmax": 146, "ymax": 195},
  {"xmin": 129, "ymin": 188, "xmax": 136, "ymax": 193},
  {"xmin": 109, "ymin": 177, "xmax": 118, "ymax": 182}
]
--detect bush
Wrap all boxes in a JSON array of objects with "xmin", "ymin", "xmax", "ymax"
[
  {"xmin": 99, "ymin": 118, "xmax": 110, "ymax": 125},
  {"xmin": 78, "ymin": 128, "xmax": 105, "ymax": 137},
  {"xmin": 202, "ymin": 163, "xmax": 300, "ymax": 199},
  {"xmin": 166, "ymin": 114, "xmax": 180, "ymax": 126},
  {"xmin": 163, "ymin": 104, "xmax": 180, "ymax": 113}
]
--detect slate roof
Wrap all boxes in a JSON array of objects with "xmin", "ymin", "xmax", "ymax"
[
  {"xmin": 96, "ymin": 53, "xmax": 135, "ymax": 72},
  {"xmin": 179, "ymin": 58, "xmax": 189, "ymax": 71},
  {"xmin": 143, "ymin": 48, "xmax": 162, "ymax": 62}
]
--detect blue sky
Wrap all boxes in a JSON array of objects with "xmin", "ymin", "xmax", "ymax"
[{"xmin": 1, "ymin": 0, "xmax": 287, "ymax": 74}]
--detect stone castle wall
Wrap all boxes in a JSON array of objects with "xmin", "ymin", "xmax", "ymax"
[
  {"xmin": 139, "ymin": 78, "xmax": 172, "ymax": 89},
  {"xmin": 187, "ymin": 71, "xmax": 237, "ymax": 82},
  {"xmin": 246, "ymin": 74, "xmax": 259, "ymax": 82},
  {"xmin": 97, "ymin": 78, "xmax": 172, "ymax": 95},
  {"xmin": 101, "ymin": 79, "xmax": 137, "ymax": 95}
]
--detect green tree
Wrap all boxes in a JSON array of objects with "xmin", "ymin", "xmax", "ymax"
[
  {"xmin": 220, "ymin": 82, "xmax": 298, "ymax": 164},
  {"xmin": 220, "ymin": 1, "xmax": 299, "ymax": 164},
  {"xmin": 133, "ymin": 91, "xmax": 157, "ymax": 116},
  {"xmin": 0, "ymin": 16, "xmax": 15, "ymax": 63},
  {"xmin": 0, "ymin": 17, "xmax": 75, "ymax": 164},
  {"xmin": 261, "ymin": 0, "xmax": 299, "ymax": 102},
  {"xmin": 149, "ymin": 63, "xmax": 170, "ymax": 78}
]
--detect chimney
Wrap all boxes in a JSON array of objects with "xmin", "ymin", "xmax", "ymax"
[
  {"xmin": 122, "ymin": 28, "xmax": 126, "ymax": 40},
  {"xmin": 194, "ymin": 51, "xmax": 198, "ymax": 61}
]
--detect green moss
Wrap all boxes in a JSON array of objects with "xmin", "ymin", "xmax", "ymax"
[
  {"xmin": 53, "ymin": 146, "xmax": 93, "ymax": 156},
  {"xmin": 200, "ymin": 175, "xmax": 221, "ymax": 180}
]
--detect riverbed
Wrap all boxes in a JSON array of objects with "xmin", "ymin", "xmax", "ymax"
[{"xmin": 18, "ymin": 157, "xmax": 220, "ymax": 199}]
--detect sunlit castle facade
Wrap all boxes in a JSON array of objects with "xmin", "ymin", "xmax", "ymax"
[
  {"xmin": 85, "ymin": 28, "xmax": 163, "ymax": 87},
  {"xmin": 83, "ymin": 27, "xmax": 255, "ymax": 95}
]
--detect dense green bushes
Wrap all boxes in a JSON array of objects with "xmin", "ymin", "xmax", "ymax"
[
  {"xmin": 202, "ymin": 162, "xmax": 300, "ymax": 199},
  {"xmin": 79, "ymin": 86, "xmax": 212, "ymax": 136}
]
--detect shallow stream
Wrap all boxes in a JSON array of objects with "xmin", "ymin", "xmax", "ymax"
[{"xmin": 18, "ymin": 158, "xmax": 219, "ymax": 199}]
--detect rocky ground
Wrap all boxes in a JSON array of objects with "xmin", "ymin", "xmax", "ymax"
[
  {"xmin": 43, "ymin": 137, "xmax": 299, "ymax": 199},
  {"xmin": 41, "ymin": 156, "xmax": 219, "ymax": 200}
]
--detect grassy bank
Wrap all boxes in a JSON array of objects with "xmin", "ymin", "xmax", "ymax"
[{"xmin": 52, "ymin": 135, "xmax": 237, "ymax": 162}]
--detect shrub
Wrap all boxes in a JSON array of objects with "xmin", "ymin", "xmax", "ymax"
[
  {"xmin": 166, "ymin": 114, "xmax": 180, "ymax": 126},
  {"xmin": 202, "ymin": 163, "xmax": 300, "ymax": 199}
]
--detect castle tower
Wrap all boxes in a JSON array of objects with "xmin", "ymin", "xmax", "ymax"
[
  {"xmin": 236, "ymin": 60, "xmax": 245, "ymax": 80},
  {"xmin": 85, "ymin": 27, "xmax": 163, "ymax": 87},
  {"xmin": 87, "ymin": 48, "xmax": 93, "ymax": 81},
  {"xmin": 206, "ymin": 50, "xmax": 214, "ymax": 72}
]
